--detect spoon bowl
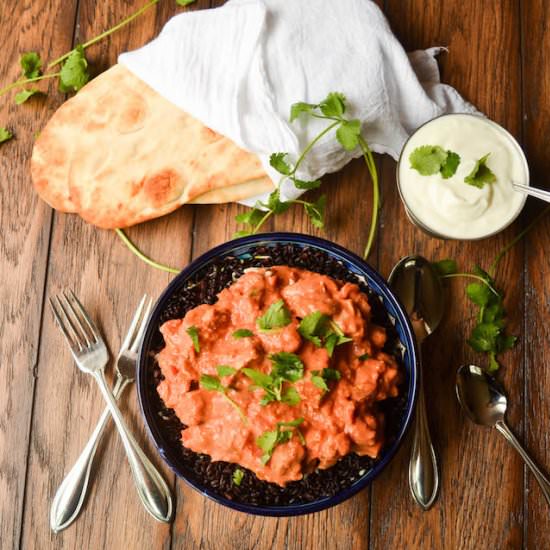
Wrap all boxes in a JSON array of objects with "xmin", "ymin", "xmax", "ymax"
[{"xmin": 455, "ymin": 365, "xmax": 507, "ymax": 426}]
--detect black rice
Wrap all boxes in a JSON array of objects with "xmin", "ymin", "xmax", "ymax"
[{"xmin": 144, "ymin": 243, "xmax": 409, "ymax": 507}]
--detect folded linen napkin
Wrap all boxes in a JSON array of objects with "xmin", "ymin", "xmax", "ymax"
[{"xmin": 119, "ymin": 0, "xmax": 476, "ymax": 205}]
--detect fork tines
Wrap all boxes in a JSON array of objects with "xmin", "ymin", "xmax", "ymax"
[{"xmin": 49, "ymin": 290, "xmax": 100, "ymax": 352}]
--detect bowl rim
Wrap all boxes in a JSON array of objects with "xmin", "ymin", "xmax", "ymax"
[{"xmin": 137, "ymin": 232, "xmax": 418, "ymax": 516}]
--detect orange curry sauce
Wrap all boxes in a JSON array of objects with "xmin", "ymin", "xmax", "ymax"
[{"xmin": 156, "ymin": 266, "xmax": 402, "ymax": 486}]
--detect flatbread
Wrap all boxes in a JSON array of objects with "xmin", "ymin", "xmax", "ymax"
[{"xmin": 31, "ymin": 64, "xmax": 272, "ymax": 229}]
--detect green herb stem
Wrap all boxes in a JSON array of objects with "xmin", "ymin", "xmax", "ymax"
[
  {"xmin": 47, "ymin": 0, "xmax": 160, "ymax": 69},
  {"xmin": 291, "ymin": 121, "xmax": 340, "ymax": 176},
  {"xmin": 0, "ymin": 72, "xmax": 60, "ymax": 97},
  {"xmin": 489, "ymin": 204, "xmax": 550, "ymax": 276},
  {"xmin": 114, "ymin": 228, "xmax": 180, "ymax": 274},
  {"xmin": 358, "ymin": 135, "xmax": 379, "ymax": 260},
  {"xmin": 252, "ymin": 209, "xmax": 274, "ymax": 234},
  {"xmin": 441, "ymin": 272, "xmax": 499, "ymax": 296},
  {"xmin": 223, "ymin": 393, "xmax": 248, "ymax": 425}
]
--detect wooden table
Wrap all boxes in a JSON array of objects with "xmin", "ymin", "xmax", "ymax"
[{"xmin": 1, "ymin": 1, "xmax": 549, "ymax": 548}]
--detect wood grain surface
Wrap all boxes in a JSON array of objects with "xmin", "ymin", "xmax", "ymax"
[{"xmin": 0, "ymin": 0, "xmax": 548, "ymax": 549}]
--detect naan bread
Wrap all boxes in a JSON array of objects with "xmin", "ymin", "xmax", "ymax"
[{"xmin": 31, "ymin": 64, "xmax": 272, "ymax": 228}]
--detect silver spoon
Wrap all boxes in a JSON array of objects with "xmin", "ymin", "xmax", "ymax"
[
  {"xmin": 512, "ymin": 182, "xmax": 550, "ymax": 204},
  {"xmin": 456, "ymin": 364, "xmax": 550, "ymax": 505},
  {"xmin": 389, "ymin": 255, "xmax": 444, "ymax": 510}
]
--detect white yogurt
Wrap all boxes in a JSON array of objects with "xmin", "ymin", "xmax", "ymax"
[{"xmin": 398, "ymin": 114, "xmax": 528, "ymax": 239}]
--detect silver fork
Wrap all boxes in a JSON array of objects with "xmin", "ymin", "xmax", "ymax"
[
  {"xmin": 50, "ymin": 295, "xmax": 156, "ymax": 532},
  {"xmin": 49, "ymin": 291, "xmax": 173, "ymax": 526}
]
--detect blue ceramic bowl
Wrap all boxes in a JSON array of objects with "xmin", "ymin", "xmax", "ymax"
[{"xmin": 137, "ymin": 233, "xmax": 418, "ymax": 516}]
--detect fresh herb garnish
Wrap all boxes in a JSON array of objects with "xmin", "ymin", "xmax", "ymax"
[
  {"xmin": 232, "ymin": 328, "xmax": 254, "ymax": 339},
  {"xmin": 358, "ymin": 353, "xmax": 370, "ymax": 361},
  {"xmin": 58, "ymin": 45, "xmax": 90, "ymax": 93},
  {"xmin": 176, "ymin": 0, "xmax": 196, "ymax": 5},
  {"xmin": 257, "ymin": 299, "xmax": 292, "ymax": 331},
  {"xmin": 311, "ymin": 368, "xmax": 341, "ymax": 393},
  {"xmin": 234, "ymin": 92, "xmax": 380, "ymax": 260},
  {"xmin": 464, "ymin": 153, "xmax": 496, "ymax": 188},
  {"xmin": 20, "ymin": 52, "xmax": 42, "ymax": 79},
  {"xmin": 186, "ymin": 326, "xmax": 200, "ymax": 353},
  {"xmin": 297, "ymin": 311, "xmax": 352, "ymax": 356},
  {"xmin": 256, "ymin": 418, "xmax": 305, "ymax": 465},
  {"xmin": 14, "ymin": 89, "xmax": 40, "ymax": 105},
  {"xmin": 232, "ymin": 468, "xmax": 244, "ymax": 486},
  {"xmin": 242, "ymin": 353, "xmax": 304, "ymax": 406},
  {"xmin": 0, "ymin": 127, "xmax": 13, "ymax": 145},
  {"xmin": 435, "ymin": 260, "xmax": 514, "ymax": 371},
  {"xmin": 199, "ymin": 372, "xmax": 247, "ymax": 423},
  {"xmin": 409, "ymin": 145, "xmax": 461, "ymax": 179},
  {"xmin": 216, "ymin": 365, "xmax": 237, "ymax": 377}
]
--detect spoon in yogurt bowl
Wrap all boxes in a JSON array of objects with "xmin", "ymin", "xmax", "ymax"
[
  {"xmin": 511, "ymin": 182, "xmax": 550, "ymax": 203},
  {"xmin": 456, "ymin": 364, "xmax": 550, "ymax": 505},
  {"xmin": 389, "ymin": 255, "xmax": 444, "ymax": 510}
]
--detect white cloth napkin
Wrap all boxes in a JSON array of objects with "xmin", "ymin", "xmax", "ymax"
[{"xmin": 119, "ymin": 0, "xmax": 477, "ymax": 205}]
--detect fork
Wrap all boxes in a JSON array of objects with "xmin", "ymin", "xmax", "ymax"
[
  {"xmin": 50, "ymin": 295, "xmax": 158, "ymax": 531},
  {"xmin": 49, "ymin": 291, "xmax": 173, "ymax": 526}
]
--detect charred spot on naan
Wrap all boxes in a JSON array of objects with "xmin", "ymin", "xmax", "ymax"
[{"xmin": 142, "ymin": 169, "xmax": 181, "ymax": 207}]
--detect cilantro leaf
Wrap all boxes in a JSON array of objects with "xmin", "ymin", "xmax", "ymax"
[
  {"xmin": 235, "ymin": 208, "xmax": 264, "ymax": 227},
  {"xmin": 304, "ymin": 194, "xmax": 326, "ymax": 228},
  {"xmin": 199, "ymin": 374, "xmax": 224, "ymax": 392},
  {"xmin": 15, "ymin": 89, "xmax": 39, "ymax": 105},
  {"xmin": 216, "ymin": 365, "xmax": 237, "ymax": 377},
  {"xmin": 311, "ymin": 368, "xmax": 341, "ymax": 393},
  {"xmin": 440, "ymin": 151, "xmax": 461, "ymax": 179},
  {"xmin": 324, "ymin": 330, "xmax": 352, "ymax": 357},
  {"xmin": 336, "ymin": 119, "xmax": 361, "ymax": 151},
  {"xmin": 257, "ymin": 418, "xmax": 305, "ymax": 464},
  {"xmin": 59, "ymin": 45, "xmax": 90, "ymax": 93},
  {"xmin": 298, "ymin": 311, "xmax": 329, "ymax": 347},
  {"xmin": 0, "ymin": 127, "xmax": 13, "ymax": 144},
  {"xmin": 464, "ymin": 154, "xmax": 496, "ymax": 188},
  {"xmin": 263, "ymin": 188, "xmax": 290, "ymax": 215},
  {"xmin": 270, "ymin": 352, "xmax": 304, "ymax": 382},
  {"xmin": 176, "ymin": 0, "xmax": 197, "ymax": 5},
  {"xmin": 290, "ymin": 102, "xmax": 317, "ymax": 122},
  {"xmin": 186, "ymin": 326, "xmax": 200, "ymax": 353},
  {"xmin": 20, "ymin": 52, "xmax": 42, "ymax": 79},
  {"xmin": 358, "ymin": 353, "xmax": 370, "ymax": 361},
  {"xmin": 468, "ymin": 323, "xmax": 501, "ymax": 352},
  {"xmin": 432, "ymin": 259, "xmax": 458, "ymax": 277},
  {"xmin": 257, "ymin": 299, "xmax": 292, "ymax": 331},
  {"xmin": 319, "ymin": 92, "xmax": 346, "ymax": 117},
  {"xmin": 488, "ymin": 352, "xmax": 500, "ymax": 372},
  {"xmin": 281, "ymin": 386, "xmax": 301, "ymax": 406},
  {"xmin": 409, "ymin": 145, "xmax": 448, "ymax": 176},
  {"xmin": 232, "ymin": 468, "xmax": 244, "ymax": 486},
  {"xmin": 233, "ymin": 328, "xmax": 254, "ymax": 339},
  {"xmin": 466, "ymin": 283, "xmax": 492, "ymax": 307},
  {"xmin": 293, "ymin": 177, "xmax": 321, "ymax": 190},
  {"xmin": 242, "ymin": 367, "xmax": 273, "ymax": 388},
  {"xmin": 269, "ymin": 152, "xmax": 292, "ymax": 175}
]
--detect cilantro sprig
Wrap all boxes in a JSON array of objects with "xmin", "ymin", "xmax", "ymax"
[
  {"xmin": 242, "ymin": 352, "xmax": 304, "ymax": 406},
  {"xmin": 199, "ymin": 365, "xmax": 247, "ymax": 422},
  {"xmin": 256, "ymin": 418, "xmax": 305, "ymax": 465},
  {"xmin": 409, "ymin": 145, "xmax": 461, "ymax": 179},
  {"xmin": 464, "ymin": 153, "xmax": 497, "ymax": 189},
  {"xmin": 234, "ymin": 92, "xmax": 380, "ymax": 260},
  {"xmin": 232, "ymin": 468, "xmax": 244, "ymax": 486},
  {"xmin": 233, "ymin": 328, "xmax": 254, "ymax": 338},
  {"xmin": 298, "ymin": 311, "xmax": 352, "ymax": 356},
  {"xmin": 311, "ymin": 368, "xmax": 341, "ymax": 393},
  {"xmin": 435, "ymin": 260, "xmax": 514, "ymax": 371},
  {"xmin": 0, "ymin": 127, "xmax": 13, "ymax": 145},
  {"xmin": 257, "ymin": 299, "xmax": 292, "ymax": 331}
]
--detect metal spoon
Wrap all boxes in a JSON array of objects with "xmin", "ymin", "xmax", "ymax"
[
  {"xmin": 456, "ymin": 364, "xmax": 550, "ymax": 505},
  {"xmin": 389, "ymin": 255, "xmax": 444, "ymax": 510}
]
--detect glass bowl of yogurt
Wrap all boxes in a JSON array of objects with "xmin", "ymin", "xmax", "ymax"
[{"xmin": 397, "ymin": 113, "xmax": 529, "ymax": 240}]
